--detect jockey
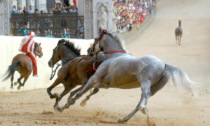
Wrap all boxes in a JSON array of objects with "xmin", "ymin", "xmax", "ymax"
[
  {"xmin": 88, "ymin": 28, "xmax": 108, "ymax": 55},
  {"xmin": 19, "ymin": 31, "xmax": 38, "ymax": 77}
]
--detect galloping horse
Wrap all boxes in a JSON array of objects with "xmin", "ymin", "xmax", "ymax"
[
  {"xmin": 175, "ymin": 20, "xmax": 183, "ymax": 45},
  {"xmin": 3, "ymin": 42, "xmax": 43, "ymax": 90},
  {"xmin": 47, "ymin": 40, "xmax": 103, "ymax": 110},
  {"xmin": 59, "ymin": 33, "xmax": 197, "ymax": 124}
]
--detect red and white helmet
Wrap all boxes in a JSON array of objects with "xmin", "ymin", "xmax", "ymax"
[{"xmin": 28, "ymin": 31, "xmax": 36, "ymax": 37}]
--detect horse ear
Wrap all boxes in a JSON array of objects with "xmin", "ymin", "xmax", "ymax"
[{"xmin": 39, "ymin": 43, "xmax": 41, "ymax": 46}]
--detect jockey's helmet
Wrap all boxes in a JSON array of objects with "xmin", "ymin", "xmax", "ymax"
[{"xmin": 29, "ymin": 31, "xmax": 36, "ymax": 37}]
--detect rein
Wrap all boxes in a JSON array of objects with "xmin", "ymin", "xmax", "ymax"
[
  {"xmin": 50, "ymin": 63, "xmax": 62, "ymax": 80},
  {"xmin": 105, "ymin": 50, "xmax": 126, "ymax": 54},
  {"xmin": 49, "ymin": 42, "xmax": 66, "ymax": 80}
]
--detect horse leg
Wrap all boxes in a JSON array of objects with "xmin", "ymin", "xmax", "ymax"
[
  {"xmin": 47, "ymin": 78, "xmax": 62, "ymax": 99},
  {"xmin": 59, "ymin": 75, "xmax": 100, "ymax": 112},
  {"xmin": 179, "ymin": 36, "xmax": 181, "ymax": 45},
  {"xmin": 54, "ymin": 87, "xmax": 72, "ymax": 111},
  {"xmin": 17, "ymin": 76, "xmax": 23, "ymax": 90},
  {"xmin": 21, "ymin": 75, "xmax": 29, "ymax": 87},
  {"xmin": 10, "ymin": 72, "xmax": 15, "ymax": 89},
  {"xmin": 118, "ymin": 80, "xmax": 152, "ymax": 123},
  {"xmin": 67, "ymin": 86, "xmax": 83, "ymax": 102},
  {"xmin": 80, "ymin": 88, "xmax": 99, "ymax": 106}
]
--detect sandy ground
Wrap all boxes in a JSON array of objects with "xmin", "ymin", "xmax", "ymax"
[{"xmin": 1, "ymin": 0, "xmax": 210, "ymax": 125}]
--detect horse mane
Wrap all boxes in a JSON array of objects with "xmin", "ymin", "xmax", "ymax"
[
  {"xmin": 58, "ymin": 39, "xmax": 81, "ymax": 56},
  {"xmin": 106, "ymin": 32, "xmax": 129, "ymax": 53},
  {"xmin": 34, "ymin": 42, "xmax": 38, "ymax": 51}
]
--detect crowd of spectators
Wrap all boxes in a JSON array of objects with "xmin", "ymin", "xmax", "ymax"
[
  {"xmin": 11, "ymin": 1, "xmax": 84, "ymax": 39},
  {"xmin": 11, "ymin": 0, "xmax": 156, "ymax": 38},
  {"xmin": 113, "ymin": 0, "xmax": 156, "ymax": 32}
]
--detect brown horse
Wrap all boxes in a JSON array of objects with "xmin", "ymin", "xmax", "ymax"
[
  {"xmin": 3, "ymin": 42, "xmax": 43, "ymax": 90},
  {"xmin": 175, "ymin": 20, "xmax": 183, "ymax": 45},
  {"xmin": 47, "ymin": 39, "xmax": 103, "ymax": 110}
]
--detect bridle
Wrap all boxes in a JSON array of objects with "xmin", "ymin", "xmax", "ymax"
[
  {"xmin": 91, "ymin": 30, "xmax": 126, "ymax": 55},
  {"xmin": 49, "ymin": 41, "xmax": 76, "ymax": 80},
  {"xmin": 49, "ymin": 42, "xmax": 65, "ymax": 80},
  {"xmin": 33, "ymin": 43, "xmax": 42, "ymax": 57}
]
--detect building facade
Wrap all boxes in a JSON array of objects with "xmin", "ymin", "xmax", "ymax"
[{"xmin": 0, "ymin": 0, "xmax": 47, "ymax": 35}]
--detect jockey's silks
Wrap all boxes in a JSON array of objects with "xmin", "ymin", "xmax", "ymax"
[{"xmin": 19, "ymin": 36, "xmax": 34, "ymax": 53}]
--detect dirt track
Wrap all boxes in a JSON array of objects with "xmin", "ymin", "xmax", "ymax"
[{"xmin": 1, "ymin": 0, "xmax": 210, "ymax": 126}]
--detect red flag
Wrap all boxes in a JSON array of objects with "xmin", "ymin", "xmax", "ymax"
[{"xmin": 73, "ymin": 0, "xmax": 77, "ymax": 8}]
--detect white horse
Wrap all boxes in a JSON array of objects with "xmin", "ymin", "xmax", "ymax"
[
  {"xmin": 59, "ymin": 33, "xmax": 197, "ymax": 124},
  {"xmin": 175, "ymin": 20, "xmax": 183, "ymax": 45}
]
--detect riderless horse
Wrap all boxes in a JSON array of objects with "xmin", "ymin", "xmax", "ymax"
[
  {"xmin": 59, "ymin": 32, "xmax": 197, "ymax": 124},
  {"xmin": 3, "ymin": 42, "xmax": 43, "ymax": 90},
  {"xmin": 47, "ymin": 39, "xmax": 103, "ymax": 110},
  {"xmin": 175, "ymin": 20, "xmax": 183, "ymax": 45}
]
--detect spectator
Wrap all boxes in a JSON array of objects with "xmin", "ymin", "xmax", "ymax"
[
  {"xmin": 63, "ymin": 28, "xmax": 70, "ymax": 38},
  {"xmin": 17, "ymin": 25, "xmax": 24, "ymax": 35},
  {"xmin": 28, "ymin": 5, "xmax": 34, "ymax": 14},
  {"xmin": 140, "ymin": 15, "xmax": 144, "ymax": 23},
  {"xmin": 60, "ymin": 7, "xmax": 67, "ymax": 13},
  {"xmin": 149, "ymin": 7, "xmax": 152, "ymax": 15},
  {"xmin": 40, "ymin": 10, "xmax": 44, "ymax": 14},
  {"xmin": 36, "ymin": 30, "xmax": 41, "ymax": 37},
  {"xmin": 17, "ymin": 5, "xmax": 23, "ymax": 14},
  {"xmin": 78, "ymin": 33, "xmax": 84, "ymax": 39},
  {"xmin": 52, "ymin": 4, "xmax": 61, "ymax": 13},
  {"xmin": 63, "ymin": 0, "xmax": 70, "ymax": 7},
  {"xmin": 55, "ymin": 0, "xmax": 62, "ymax": 8},
  {"xmin": 69, "ymin": 5, "xmax": 77, "ymax": 13},
  {"xmin": 45, "ymin": 9, "xmax": 52, "ymax": 29},
  {"xmin": 78, "ymin": 20, "xmax": 84, "ymax": 34},
  {"xmin": 44, "ymin": 31, "xmax": 47, "ymax": 37},
  {"xmin": 50, "ymin": 31, "xmax": 55, "ymax": 38},
  {"xmin": 46, "ymin": 29, "xmax": 51, "ymax": 37},
  {"xmin": 23, "ymin": 6, "xmax": 28, "ymax": 14},
  {"xmin": 35, "ymin": 9, "xmax": 39, "ymax": 14},
  {"xmin": 18, "ymin": 25, "xmax": 28, "ymax": 36},
  {"xmin": 46, "ymin": 29, "xmax": 55, "ymax": 38},
  {"xmin": 11, "ymin": 5, "xmax": 18, "ymax": 14}
]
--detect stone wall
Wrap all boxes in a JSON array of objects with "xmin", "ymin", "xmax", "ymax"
[
  {"xmin": 0, "ymin": 0, "xmax": 10, "ymax": 35},
  {"xmin": 81, "ymin": 0, "xmax": 115, "ymax": 39}
]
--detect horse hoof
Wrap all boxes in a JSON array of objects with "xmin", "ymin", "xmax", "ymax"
[
  {"xmin": 54, "ymin": 93, "xmax": 60, "ymax": 99},
  {"xmin": 117, "ymin": 118, "xmax": 127, "ymax": 123},
  {"xmin": 57, "ymin": 107, "xmax": 64, "ymax": 113},
  {"xmin": 50, "ymin": 95, "xmax": 55, "ymax": 99},
  {"xmin": 54, "ymin": 106, "xmax": 61, "ymax": 112},
  {"xmin": 10, "ymin": 86, "xmax": 13, "ymax": 89},
  {"xmin": 139, "ymin": 107, "xmax": 148, "ymax": 114},
  {"xmin": 17, "ymin": 86, "xmax": 21, "ymax": 90},
  {"xmin": 80, "ymin": 100, "xmax": 86, "ymax": 107}
]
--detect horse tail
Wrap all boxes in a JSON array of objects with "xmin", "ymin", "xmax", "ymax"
[
  {"xmin": 165, "ymin": 64, "xmax": 198, "ymax": 95},
  {"xmin": 3, "ymin": 60, "xmax": 21, "ymax": 81}
]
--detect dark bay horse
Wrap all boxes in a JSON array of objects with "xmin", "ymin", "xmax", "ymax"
[
  {"xmin": 60, "ymin": 33, "xmax": 197, "ymax": 124},
  {"xmin": 47, "ymin": 39, "xmax": 103, "ymax": 110},
  {"xmin": 3, "ymin": 42, "xmax": 43, "ymax": 90},
  {"xmin": 175, "ymin": 20, "xmax": 183, "ymax": 45}
]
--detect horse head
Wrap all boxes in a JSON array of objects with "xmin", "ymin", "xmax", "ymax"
[
  {"xmin": 34, "ymin": 42, "xmax": 43, "ymax": 58},
  {"xmin": 95, "ymin": 33, "xmax": 128, "ymax": 54},
  {"xmin": 48, "ymin": 39, "xmax": 81, "ymax": 68}
]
